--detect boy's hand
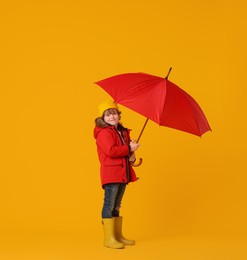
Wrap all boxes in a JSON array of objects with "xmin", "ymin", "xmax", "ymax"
[
  {"xmin": 129, "ymin": 153, "xmax": 136, "ymax": 163},
  {"xmin": 129, "ymin": 140, "xmax": 140, "ymax": 152}
]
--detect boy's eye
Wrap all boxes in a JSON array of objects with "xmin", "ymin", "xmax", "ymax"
[{"xmin": 106, "ymin": 112, "xmax": 117, "ymax": 116}]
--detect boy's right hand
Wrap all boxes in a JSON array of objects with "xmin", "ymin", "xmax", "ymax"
[{"xmin": 130, "ymin": 140, "xmax": 140, "ymax": 152}]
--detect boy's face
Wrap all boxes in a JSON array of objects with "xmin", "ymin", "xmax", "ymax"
[{"xmin": 103, "ymin": 108, "xmax": 120, "ymax": 126}]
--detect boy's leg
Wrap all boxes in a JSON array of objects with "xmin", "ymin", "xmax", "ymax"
[{"xmin": 112, "ymin": 183, "xmax": 126, "ymax": 217}]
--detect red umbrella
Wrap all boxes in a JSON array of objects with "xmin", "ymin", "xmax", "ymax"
[{"xmin": 95, "ymin": 68, "xmax": 211, "ymax": 165}]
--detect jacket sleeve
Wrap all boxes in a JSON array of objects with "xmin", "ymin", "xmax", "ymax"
[{"xmin": 96, "ymin": 129, "xmax": 130, "ymax": 158}]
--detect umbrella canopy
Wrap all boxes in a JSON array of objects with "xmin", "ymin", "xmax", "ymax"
[{"xmin": 95, "ymin": 70, "xmax": 211, "ymax": 137}]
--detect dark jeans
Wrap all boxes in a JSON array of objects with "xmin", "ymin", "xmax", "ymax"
[{"xmin": 102, "ymin": 183, "xmax": 127, "ymax": 218}]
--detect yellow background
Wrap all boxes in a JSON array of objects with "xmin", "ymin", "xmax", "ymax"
[{"xmin": 1, "ymin": 0, "xmax": 247, "ymax": 259}]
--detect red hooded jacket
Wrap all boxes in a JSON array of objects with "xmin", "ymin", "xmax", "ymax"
[{"xmin": 94, "ymin": 124, "xmax": 138, "ymax": 187}]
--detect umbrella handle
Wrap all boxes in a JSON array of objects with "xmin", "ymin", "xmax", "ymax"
[
  {"xmin": 130, "ymin": 118, "xmax": 148, "ymax": 167},
  {"xmin": 131, "ymin": 158, "xmax": 143, "ymax": 167}
]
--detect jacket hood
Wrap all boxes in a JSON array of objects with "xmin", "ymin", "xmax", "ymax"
[
  {"xmin": 94, "ymin": 117, "xmax": 109, "ymax": 139},
  {"xmin": 95, "ymin": 117, "xmax": 108, "ymax": 128},
  {"xmin": 94, "ymin": 125, "xmax": 105, "ymax": 139}
]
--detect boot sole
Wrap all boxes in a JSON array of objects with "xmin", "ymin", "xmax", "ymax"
[{"xmin": 104, "ymin": 244, "xmax": 125, "ymax": 249}]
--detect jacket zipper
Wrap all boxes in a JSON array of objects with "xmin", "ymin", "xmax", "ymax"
[{"xmin": 114, "ymin": 128, "xmax": 130, "ymax": 182}]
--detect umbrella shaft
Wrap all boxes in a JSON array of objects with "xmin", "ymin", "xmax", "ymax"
[{"xmin": 137, "ymin": 118, "xmax": 149, "ymax": 143}]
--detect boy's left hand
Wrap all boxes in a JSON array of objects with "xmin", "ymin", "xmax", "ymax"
[{"xmin": 129, "ymin": 153, "xmax": 136, "ymax": 163}]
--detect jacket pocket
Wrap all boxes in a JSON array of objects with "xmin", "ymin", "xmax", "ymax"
[{"xmin": 104, "ymin": 158, "xmax": 123, "ymax": 167}]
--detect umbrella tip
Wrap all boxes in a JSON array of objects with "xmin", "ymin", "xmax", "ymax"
[{"xmin": 165, "ymin": 67, "xmax": 172, "ymax": 79}]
